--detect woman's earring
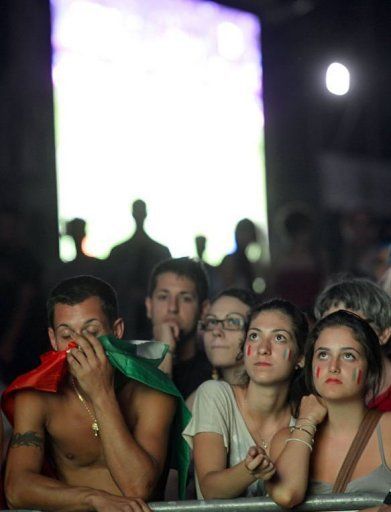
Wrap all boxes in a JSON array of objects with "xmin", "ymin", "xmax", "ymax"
[{"xmin": 211, "ymin": 367, "xmax": 219, "ymax": 380}]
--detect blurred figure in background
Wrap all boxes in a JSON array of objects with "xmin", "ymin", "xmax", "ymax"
[
  {"xmin": 45, "ymin": 218, "xmax": 103, "ymax": 292},
  {"xmin": 338, "ymin": 209, "xmax": 380, "ymax": 277},
  {"xmin": 107, "ymin": 199, "xmax": 171, "ymax": 339},
  {"xmin": 217, "ymin": 218, "xmax": 268, "ymax": 295},
  {"xmin": 270, "ymin": 204, "xmax": 327, "ymax": 314}
]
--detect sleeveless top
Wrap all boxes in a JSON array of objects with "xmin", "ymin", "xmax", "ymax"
[{"xmin": 308, "ymin": 423, "xmax": 391, "ymax": 495}]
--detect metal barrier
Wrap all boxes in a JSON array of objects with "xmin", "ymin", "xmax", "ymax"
[
  {"xmin": 0, "ymin": 493, "xmax": 386, "ymax": 511},
  {"xmin": 150, "ymin": 493, "xmax": 385, "ymax": 511}
]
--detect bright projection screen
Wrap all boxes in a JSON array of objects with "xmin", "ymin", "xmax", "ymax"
[{"xmin": 51, "ymin": 0, "xmax": 267, "ymax": 265}]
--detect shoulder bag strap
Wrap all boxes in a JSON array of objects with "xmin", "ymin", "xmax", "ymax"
[{"xmin": 332, "ymin": 408, "xmax": 383, "ymax": 493}]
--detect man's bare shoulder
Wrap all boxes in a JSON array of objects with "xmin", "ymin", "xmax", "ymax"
[
  {"xmin": 119, "ymin": 380, "xmax": 176, "ymax": 425},
  {"xmin": 13, "ymin": 388, "xmax": 50, "ymax": 410},
  {"xmin": 13, "ymin": 387, "xmax": 68, "ymax": 423},
  {"xmin": 120, "ymin": 379, "xmax": 176, "ymax": 405}
]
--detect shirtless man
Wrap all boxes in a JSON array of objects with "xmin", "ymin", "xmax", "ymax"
[{"xmin": 5, "ymin": 275, "xmax": 176, "ymax": 511}]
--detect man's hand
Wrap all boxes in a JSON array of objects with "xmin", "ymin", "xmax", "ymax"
[
  {"xmin": 153, "ymin": 321, "xmax": 180, "ymax": 354},
  {"xmin": 66, "ymin": 330, "xmax": 114, "ymax": 400},
  {"xmin": 244, "ymin": 445, "xmax": 275, "ymax": 481},
  {"xmin": 88, "ymin": 491, "xmax": 152, "ymax": 512}
]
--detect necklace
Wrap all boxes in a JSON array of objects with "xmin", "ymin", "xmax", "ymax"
[
  {"xmin": 259, "ymin": 438, "xmax": 269, "ymax": 451},
  {"xmin": 240, "ymin": 390, "xmax": 290, "ymax": 452},
  {"xmin": 72, "ymin": 378, "xmax": 99, "ymax": 437}
]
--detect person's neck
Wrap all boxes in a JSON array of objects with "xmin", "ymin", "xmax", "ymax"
[
  {"xmin": 176, "ymin": 336, "xmax": 197, "ymax": 362},
  {"xmin": 221, "ymin": 364, "xmax": 246, "ymax": 386},
  {"xmin": 324, "ymin": 399, "xmax": 367, "ymax": 434},
  {"xmin": 244, "ymin": 379, "xmax": 291, "ymax": 419}
]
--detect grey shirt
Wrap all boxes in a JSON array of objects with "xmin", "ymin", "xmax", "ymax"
[{"xmin": 183, "ymin": 379, "xmax": 295, "ymax": 498}]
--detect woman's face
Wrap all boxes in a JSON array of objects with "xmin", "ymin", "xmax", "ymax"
[
  {"xmin": 312, "ymin": 326, "xmax": 368, "ymax": 401},
  {"xmin": 244, "ymin": 309, "xmax": 302, "ymax": 385},
  {"xmin": 203, "ymin": 296, "xmax": 249, "ymax": 370}
]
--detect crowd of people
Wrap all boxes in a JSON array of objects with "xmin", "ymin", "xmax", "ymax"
[{"xmin": 0, "ymin": 202, "xmax": 390, "ymax": 511}]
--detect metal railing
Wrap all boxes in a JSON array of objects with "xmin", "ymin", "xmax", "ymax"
[
  {"xmin": 1, "ymin": 493, "xmax": 386, "ymax": 511},
  {"xmin": 150, "ymin": 493, "xmax": 385, "ymax": 511}
]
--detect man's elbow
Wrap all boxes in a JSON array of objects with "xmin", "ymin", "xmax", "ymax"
[
  {"xmin": 123, "ymin": 470, "xmax": 158, "ymax": 501},
  {"xmin": 123, "ymin": 479, "xmax": 155, "ymax": 501},
  {"xmin": 5, "ymin": 475, "xmax": 30, "ymax": 510}
]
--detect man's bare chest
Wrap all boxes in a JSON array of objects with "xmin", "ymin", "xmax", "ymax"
[{"xmin": 46, "ymin": 395, "xmax": 106, "ymax": 468}]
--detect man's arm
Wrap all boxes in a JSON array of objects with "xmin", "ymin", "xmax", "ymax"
[
  {"xmin": 154, "ymin": 322, "xmax": 179, "ymax": 377},
  {"xmin": 5, "ymin": 390, "xmax": 150, "ymax": 512},
  {"xmin": 68, "ymin": 330, "xmax": 176, "ymax": 500},
  {"xmin": 97, "ymin": 381, "xmax": 176, "ymax": 500}
]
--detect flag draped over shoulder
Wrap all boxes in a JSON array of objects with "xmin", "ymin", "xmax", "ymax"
[{"xmin": 1, "ymin": 336, "xmax": 191, "ymax": 499}]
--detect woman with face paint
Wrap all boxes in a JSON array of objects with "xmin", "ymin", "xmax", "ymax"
[
  {"xmin": 183, "ymin": 299, "xmax": 308, "ymax": 499},
  {"xmin": 266, "ymin": 310, "xmax": 391, "ymax": 510}
]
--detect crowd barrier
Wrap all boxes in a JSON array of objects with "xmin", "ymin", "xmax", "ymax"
[
  {"xmin": 150, "ymin": 493, "xmax": 386, "ymax": 511},
  {"xmin": 0, "ymin": 493, "xmax": 386, "ymax": 512}
]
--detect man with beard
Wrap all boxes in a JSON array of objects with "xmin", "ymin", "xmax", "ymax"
[{"xmin": 145, "ymin": 257, "xmax": 211, "ymax": 399}]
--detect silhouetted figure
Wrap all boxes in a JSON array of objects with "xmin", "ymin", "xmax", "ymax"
[
  {"xmin": 0, "ymin": 209, "xmax": 46, "ymax": 384},
  {"xmin": 108, "ymin": 199, "xmax": 171, "ymax": 338},
  {"xmin": 217, "ymin": 218, "xmax": 267, "ymax": 294},
  {"xmin": 44, "ymin": 218, "xmax": 102, "ymax": 292}
]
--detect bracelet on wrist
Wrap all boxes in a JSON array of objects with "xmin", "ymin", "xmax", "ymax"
[
  {"xmin": 290, "ymin": 425, "xmax": 316, "ymax": 436},
  {"xmin": 285, "ymin": 437, "xmax": 313, "ymax": 451},
  {"xmin": 297, "ymin": 417, "xmax": 318, "ymax": 425}
]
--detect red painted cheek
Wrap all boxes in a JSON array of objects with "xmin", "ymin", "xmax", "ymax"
[
  {"xmin": 246, "ymin": 345, "xmax": 252, "ymax": 357},
  {"xmin": 315, "ymin": 366, "xmax": 321, "ymax": 379}
]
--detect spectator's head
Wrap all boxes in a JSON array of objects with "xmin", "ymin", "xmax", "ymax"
[
  {"xmin": 47, "ymin": 275, "xmax": 123, "ymax": 351},
  {"xmin": 195, "ymin": 235, "xmax": 207, "ymax": 260},
  {"xmin": 132, "ymin": 199, "xmax": 147, "ymax": 228},
  {"xmin": 146, "ymin": 257, "xmax": 209, "ymax": 343},
  {"xmin": 234, "ymin": 218, "xmax": 257, "ymax": 251},
  {"xmin": 243, "ymin": 299, "xmax": 309, "ymax": 412},
  {"xmin": 305, "ymin": 310, "xmax": 382, "ymax": 402},
  {"xmin": 65, "ymin": 218, "xmax": 87, "ymax": 248},
  {"xmin": 200, "ymin": 288, "xmax": 258, "ymax": 378},
  {"xmin": 314, "ymin": 276, "xmax": 391, "ymax": 351}
]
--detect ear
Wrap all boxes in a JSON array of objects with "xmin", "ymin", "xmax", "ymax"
[
  {"xmin": 48, "ymin": 328, "xmax": 58, "ymax": 351},
  {"xmin": 113, "ymin": 318, "xmax": 124, "ymax": 339},
  {"xmin": 296, "ymin": 354, "xmax": 305, "ymax": 369},
  {"xmin": 145, "ymin": 297, "xmax": 152, "ymax": 320},
  {"xmin": 379, "ymin": 326, "xmax": 391, "ymax": 346}
]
